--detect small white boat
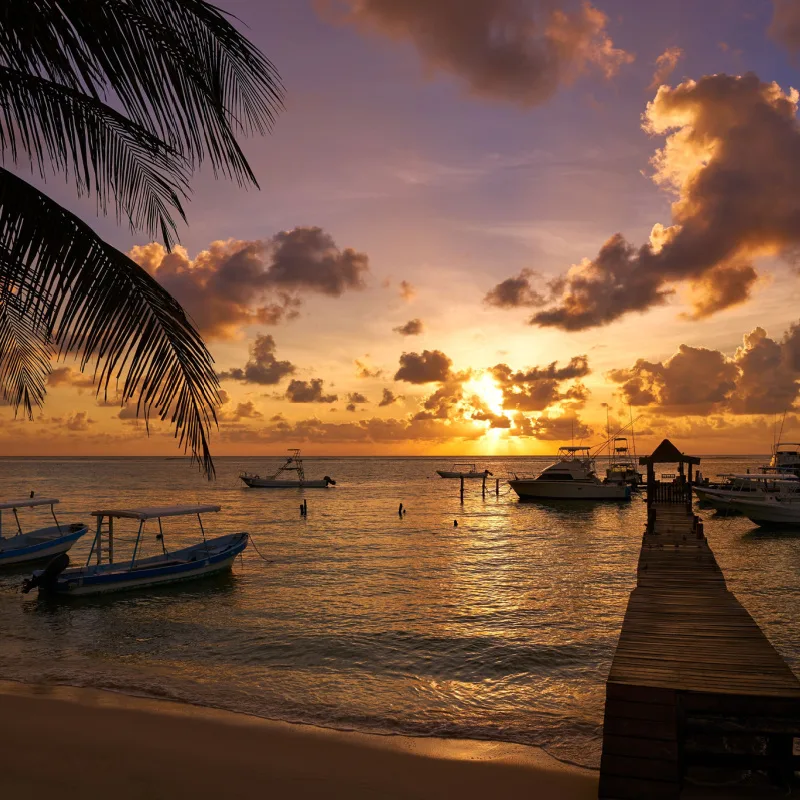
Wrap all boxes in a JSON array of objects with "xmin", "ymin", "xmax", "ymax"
[
  {"xmin": 0, "ymin": 497, "xmax": 88, "ymax": 567},
  {"xmin": 22, "ymin": 504, "xmax": 248, "ymax": 596},
  {"xmin": 509, "ymin": 447, "xmax": 631, "ymax": 501},
  {"xmin": 240, "ymin": 449, "xmax": 336, "ymax": 489},
  {"xmin": 694, "ymin": 473, "xmax": 800, "ymax": 511},
  {"xmin": 436, "ymin": 463, "xmax": 493, "ymax": 479},
  {"xmin": 726, "ymin": 495, "xmax": 800, "ymax": 527}
]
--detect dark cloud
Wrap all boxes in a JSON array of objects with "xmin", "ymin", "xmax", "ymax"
[
  {"xmin": 286, "ymin": 378, "xmax": 338, "ymax": 404},
  {"xmin": 355, "ymin": 359, "xmax": 384, "ymax": 379},
  {"xmin": 394, "ymin": 350, "xmax": 452, "ymax": 384},
  {"xmin": 610, "ymin": 325, "xmax": 800, "ymax": 416},
  {"xmin": 220, "ymin": 401, "xmax": 264, "ymax": 422},
  {"xmin": 345, "ymin": 391, "xmax": 369, "ymax": 412},
  {"xmin": 399, "ymin": 280, "xmax": 416, "ymax": 301},
  {"xmin": 531, "ymin": 409, "xmax": 592, "ymax": 440},
  {"xmin": 321, "ymin": 0, "xmax": 632, "ymax": 107},
  {"xmin": 218, "ymin": 335, "xmax": 296, "ymax": 385},
  {"xmin": 770, "ymin": 0, "xmax": 800, "ymax": 55},
  {"xmin": 378, "ymin": 388, "xmax": 401, "ymax": 407},
  {"xmin": 484, "ymin": 269, "xmax": 550, "ymax": 309},
  {"xmin": 130, "ymin": 226, "xmax": 369, "ymax": 339},
  {"xmin": 393, "ymin": 318, "xmax": 424, "ymax": 336},
  {"xmin": 65, "ymin": 411, "xmax": 95, "ymax": 431},
  {"xmin": 413, "ymin": 379, "xmax": 464, "ymax": 420},
  {"xmin": 519, "ymin": 73, "xmax": 800, "ymax": 330},
  {"xmin": 491, "ymin": 356, "xmax": 591, "ymax": 411}
]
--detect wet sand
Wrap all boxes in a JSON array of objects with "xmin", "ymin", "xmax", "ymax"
[{"xmin": 0, "ymin": 681, "xmax": 598, "ymax": 798}]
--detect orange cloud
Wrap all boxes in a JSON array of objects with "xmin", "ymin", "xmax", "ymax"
[{"xmin": 649, "ymin": 46, "xmax": 682, "ymax": 90}]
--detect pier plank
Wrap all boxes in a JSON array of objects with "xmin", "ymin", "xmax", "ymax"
[{"xmin": 599, "ymin": 500, "xmax": 800, "ymax": 798}]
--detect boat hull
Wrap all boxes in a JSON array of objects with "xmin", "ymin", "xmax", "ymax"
[
  {"xmin": 729, "ymin": 500, "xmax": 800, "ymax": 527},
  {"xmin": 0, "ymin": 524, "xmax": 88, "ymax": 567},
  {"xmin": 35, "ymin": 533, "xmax": 249, "ymax": 596},
  {"xmin": 436, "ymin": 471, "xmax": 489, "ymax": 479},
  {"xmin": 509, "ymin": 480, "xmax": 631, "ymax": 501},
  {"xmin": 240, "ymin": 477, "xmax": 330, "ymax": 488}
]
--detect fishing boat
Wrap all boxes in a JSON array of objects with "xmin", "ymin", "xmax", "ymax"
[
  {"xmin": 0, "ymin": 497, "xmax": 88, "ymax": 567},
  {"xmin": 726, "ymin": 494, "xmax": 800, "ymax": 528},
  {"xmin": 22, "ymin": 504, "xmax": 248, "ymax": 596},
  {"xmin": 694, "ymin": 473, "xmax": 800, "ymax": 511},
  {"xmin": 240, "ymin": 449, "xmax": 336, "ymax": 488},
  {"xmin": 509, "ymin": 447, "xmax": 631, "ymax": 501},
  {"xmin": 604, "ymin": 437, "xmax": 643, "ymax": 488},
  {"xmin": 766, "ymin": 442, "xmax": 800, "ymax": 477},
  {"xmin": 436, "ymin": 463, "xmax": 493, "ymax": 479}
]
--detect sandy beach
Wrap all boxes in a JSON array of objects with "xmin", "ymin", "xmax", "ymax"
[{"xmin": 0, "ymin": 680, "xmax": 597, "ymax": 799}]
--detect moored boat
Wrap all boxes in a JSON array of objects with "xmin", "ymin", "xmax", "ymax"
[
  {"xmin": 604, "ymin": 437, "xmax": 643, "ymax": 488},
  {"xmin": 22, "ymin": 504, "xmax": 248, "ymax": 596},
  {"xmin": 694, "ymin": 473, "xmax": 800, "ymax": 512},
  {"xmin": 509, "ymin": 447, "xmax": 631, "ymax": 501},
  {"xmin": 0, "ymin": 497, "xmax": 88, "ymax": 567},
  {"xmin": 240, "ymin": 449, "xmax": 336, "ymax": 488},
  {"xmin": 726, "ymin": 494, "xmax": 800, "ymax": 527},
  {"xmin": 436, "ymin": 463, "xmax": 492, "ymax": 479}
]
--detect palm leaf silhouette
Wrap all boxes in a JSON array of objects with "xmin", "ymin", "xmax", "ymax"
[{"xmin": 0, "ymin": 0, "xmax": 285, "ymax": 477}]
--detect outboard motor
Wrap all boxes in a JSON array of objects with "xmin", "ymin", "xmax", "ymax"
[
  {"xmin": 324, "ymin": 476, "xmax": 337, "ymax": 486},
  {"xmin": 21, "ymin": 552, "xmax": 69, "ymax": 594}
]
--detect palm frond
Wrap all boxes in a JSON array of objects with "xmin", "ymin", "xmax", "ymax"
[
  {"xmin": 0, "ymin": 168, "xmax": 220, "ymax": 476},
  {"xmin": 0, "ymin": 0, "xmax": 285, "ymax": 186},
  {"xmin": 0, "ymin": 289, "xmax": 52, "ymax": 417},
  {"xmin": 0, "ymin": 67, "xmax": 190, "ymax": 247}
]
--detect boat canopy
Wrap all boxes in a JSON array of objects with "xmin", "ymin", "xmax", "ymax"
[
  {"xmin": 0, "ymin": 498, "xmax": 59, "ymax": 510},
  {"xmin": 726, "ymin": 474, "xmax": 800, "ymax": 483},
  {"xmin": 91, "ymin": 504, "xmax": 221, "ymax": 520}
]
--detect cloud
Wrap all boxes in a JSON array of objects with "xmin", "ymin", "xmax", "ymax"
[
  {"xmin": 491, "ymin": 355, "xmax": 591, "ymax": 411},
  {"xmin": 531, "ymin": 409, "xmax": 592, "ymax": 440},
  {"xmin": 522, "ymin": 73, "xmax": 800, "ymax": 330},
  {"xmin": 394, "ymin": 349, "xmax": 453, "ymax": 384},
  {"xmin": 65, "ymin": 411, "xmax": 95, "ymax": 431},
  {"xmin": 286, "ymin": 378, "xmax": 338, "ymax": 403},
  {"xmin": 218, "ymin": 335, "xmax": 296, "ymax": 385},
  {"xmin": 345, "ymin": 391, "xmax": 369, "ymax": 412},
  {"xmin": 47, "ymin": 367, "xmax": 96, "ymax": 389},
  {"xmin": 393, "ymin": 318, "xmax": 424, "ymax": 336},
  {"xmin": 413, "ymin": 378, "xmax": 465, "ymax": 420},
  {"xmin": 609, "ymin": 324, "xmax": 800, "ymax": 415},
  {"xmin": 320, "ymin": 0, "xmax": 633, "ymax": 107},
  {"xmin": 770, "ymin": 0, "xmax": 800, "ymax": 55},
  {"xmin": 484, "ymin": 269, "xmax": 550, "ymax": 309},
  {"xmin": 220, "ymin": 401, "xmax": 264, "ymax": 422},
  {"xmin": 649, "ymin": 46, "xmax": 682, "ymax": 90},
  {"xmin": 354, "ymin": 359, "xmax": 384, "ymax": 379},
  {"xmin": 130, "ymin": 226, "xmax": 369, "ymax": 339},
  {"xmin": 378, "ymin": 388, "xmax": 401, "ymax": 406},
  {"xmin": 399, "ymin": 280, "xmax": 416, "ymax": 301}
]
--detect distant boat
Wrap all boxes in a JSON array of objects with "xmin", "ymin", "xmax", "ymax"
[
  {"xmin": 436, "ymin": 463, "xmax": 493, "ymax": 479},
  {"xmin": 240, "ymin": 449, "xmax": 336, "ymax": 488},
  {"xmin": 509, "ymin": 446, "xmax": 631, "ymax": 501},
  {"xmin": 22, "ymin": 504, "xmax": 248, "ymax": 596},
  {"xmin": 604, "ymin": 437, "xmax": 643, "ymax": 488},
  {"xmin": 0, "ymin": 497, "xmax": 88, "ymax": 567}
]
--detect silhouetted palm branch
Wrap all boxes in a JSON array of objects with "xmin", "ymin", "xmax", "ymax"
[{"xmin": 0, "ymin": 0, "xmax": 285, "ymax": 477}]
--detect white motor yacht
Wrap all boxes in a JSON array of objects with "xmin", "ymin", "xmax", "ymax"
[
  {"xmin": 694, "ymin": 473, "xmax": 800, "ymax": 512},
  {"xmin": 726, "ymin": 494, "xmax": 800, "ymax": 527},
  {"xmin": 509, "ymin": 447, "xmax": 631, "ymax": 501},
  {"xmin": 767, "ymin": 443, "xmax": 800, "ymax": 477},
  {"xmin": 604, "ymin": 437, "xmax": 643, "ymax": 488}
]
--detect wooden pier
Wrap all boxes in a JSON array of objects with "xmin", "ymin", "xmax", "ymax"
[{"xmin": 599, "ymin": 441, "xmax": 800, "ymax": 798}]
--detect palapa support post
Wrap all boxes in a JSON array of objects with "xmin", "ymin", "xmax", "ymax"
[{"xmin": 460, "ymin": 476, "xmax": 464, "ymax": 503}]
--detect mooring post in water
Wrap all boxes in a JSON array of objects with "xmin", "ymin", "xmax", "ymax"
[
  {"xmin": 299, "ymin": 503, "xmax": 304, "ymax": 517},
  {"xmin": 398, "ymin": 502, "xmax": 404, "ymax": 517},
  {"xmin": 482, "ymin": 474, "xmax": 486, "ymax": 498},
  {"xmin": 460, "ymin": 476, "xmax": 464, "ymax": 503},
  {"xmin": 303, "ymin": 499, "xmax": 308, "ymax": 517},
  {"xmin": 495, "ymin": 478, "xmax": 500, "ymax": 496}
]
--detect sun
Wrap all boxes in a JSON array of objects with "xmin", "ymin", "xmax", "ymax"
[{"xmin": 464, "ymin": 372, "xmax": 505, "ymax": 416}]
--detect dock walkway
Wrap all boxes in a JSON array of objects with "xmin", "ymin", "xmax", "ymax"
[{"xmin": 599, "ymin": 501, "xmax": 800, "ymax": 799}]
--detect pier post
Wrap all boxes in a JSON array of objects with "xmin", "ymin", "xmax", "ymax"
[
  {"xmin": 482, "ymin": 474, "xmax": 486, "ymax": 498},
  {"xmin": 460, "ymin": 476, "xmax": 464, "ymax": 503},
  {"xmin": 496, "ymin": 478, "xmax": 499, "ymax": 497}
]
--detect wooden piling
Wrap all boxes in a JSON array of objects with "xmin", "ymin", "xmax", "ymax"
[
  {"xmin": 460, "ymin": 476, "xmax": 464, "ymax": 503},
  {"xmin": 495, "ymin": 478, "xmax": 499, "ymax": 496},
  {"xmin": 482, "ymin": 474, "xmax": 486, "ymax": 498}
]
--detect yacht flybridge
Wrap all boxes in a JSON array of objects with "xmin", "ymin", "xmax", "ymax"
[
  {"xmin": 509, "ymin": 447, "xmax": 631, "ymax": 501},
  {"xmin": 604, "ymin": 437, "xmax": 643, "ymax": 488},
  {"xmin": 240, "ymin": 449, "xmax": 336, "ymax": 489}
]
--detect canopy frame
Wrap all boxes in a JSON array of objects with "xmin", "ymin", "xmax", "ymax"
[{"xmin": 0, "ymin": 498, "xmax": 61, "ymax": 539}]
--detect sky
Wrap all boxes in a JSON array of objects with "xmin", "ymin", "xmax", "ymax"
[{"xmin": 7, "ymin": 0, "xmax": 800, "ymax": 458}]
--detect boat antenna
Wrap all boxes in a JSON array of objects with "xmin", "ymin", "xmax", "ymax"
[
  {"xmin": 629, "ymin": 404, "xmax": 637, "ymax": 461},
  {"xmin": 778, "ymin": 410, "xmax": 788, "ymax": 449},
  {"xmin": 606, "ymin": 405, "xmax": 611, "ymax": 464}
]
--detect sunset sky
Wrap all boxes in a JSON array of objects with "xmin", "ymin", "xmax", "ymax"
[{"xmin": 7, "ymin": 0, "xmax": 800, "ymax": 458}]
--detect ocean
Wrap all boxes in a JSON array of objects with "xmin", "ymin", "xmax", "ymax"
[{"xmin": 0, "ymin": 454, "xmax": 798, "ymax": 768}]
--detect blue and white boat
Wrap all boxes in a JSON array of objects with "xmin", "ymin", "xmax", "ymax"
[
  {"xmin": 0, "ymin": 497, "xmax": 88, "ymax": 567},
  {"xmin": 23, "ymin": 504, "xmax": 248, "ymax": 596}
]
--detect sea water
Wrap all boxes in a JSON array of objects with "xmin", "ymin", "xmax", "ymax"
[{"xmin": 0, "ymin": 455, "xmax": 798, "ymax": 768}]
